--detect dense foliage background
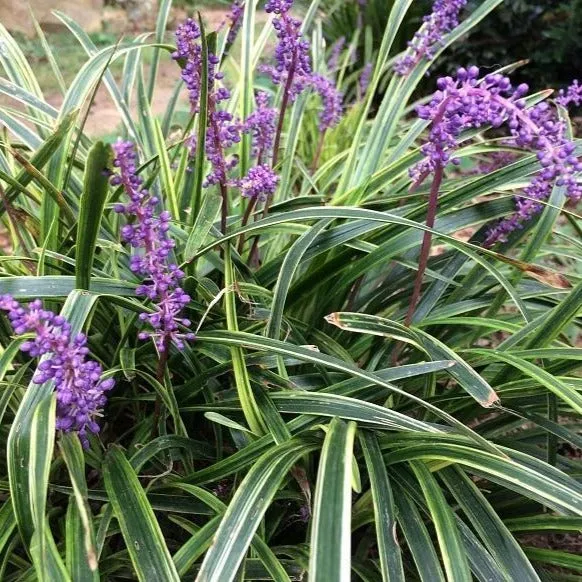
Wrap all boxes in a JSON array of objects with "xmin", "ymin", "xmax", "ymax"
[
  {"xmin": 0, "ymin": 0, "xmax": 581, "ymax": 581},
  {"xmin": 322, "ymin": 0, "xmax": 582, "ymax": 91}
]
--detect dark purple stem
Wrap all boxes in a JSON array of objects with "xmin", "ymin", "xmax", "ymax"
[
  {"xmin": 151, "ymin": 334, "xmax": 171, "ymax": 437},
  {"xmin": 405, "ymin": 164, "xmax": 443, "ymax": 326},
  {"xmin": 249, "ymin": 50, "xmax": 297, "ymax": 265},
  {"xmin": 272, "ymin": 53, "xmax": 297, "ymax": 171},
  {"xmin": 311, "ymin": 130, "xmax": 327, "ymax": 173},
  {"xmin": 238, "ymin": 197, "xmax": 257, "ymax": 254}
]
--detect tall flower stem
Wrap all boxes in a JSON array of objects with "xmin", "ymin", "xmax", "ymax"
[
  {"xmin": 311, "ymin": 130, "xmax": 327, "ymax": 173},
  {"xmin": 0, "ymin": 184, "xmax": 34, "ymax": 272},
  {"xmin": 248, "ymin": 62, "xmax": 296, "ymax": 264},
  {"xmin": 151, "ymin": 335, "xmax": 171, "ymax": 437},
  {"xmin": 405, "ymin": 165, "xmax": 443, "ymax": 326},
  {"xmin": 392, "ymin": 166, "xmax": 443, "ymax": 364},
  {"xmin": 271, "ymin": 54, "xmax": 297, "ymax": 172},
  {"xmin": 238, "ymin": 197, "xmax": 257, "ymax": 254}
]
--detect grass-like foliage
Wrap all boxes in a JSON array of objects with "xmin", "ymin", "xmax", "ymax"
[{"xmin": 1, "ymin": 0, "xmax": 582, "ymax": 580}]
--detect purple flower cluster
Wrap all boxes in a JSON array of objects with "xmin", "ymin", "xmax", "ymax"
[
  {"xmin": 111, "ymin": 141, "xmax": 194, "ymax": 351},
  {"xmin": 0, "ymin": 296, "xmax": 114, "ymax": 447},
  {"xmin": 466, "ymin": 150, "xmax": 519, "ymax": 176},
  {"xmin": 176, "ymin": 21, "xmax": 241, "ymax": 190},
  {"xmin": 205, "ymin": 52, "xmax": 242, "ymax": 188},
  {"xmin": 309, "ymin": 74, "xmax": 342, "ymax": 131},
  {"xmin": 394, "ymin": 0, "xmax": 467, "ymax": 76},
  {"xmin": 327, "ymin": 37, "xmax": 345, "ymax": 72},
  {"xmin": 264, "ymin": 0, "xmax": 311, "ymax": 99},
  {"xmin": 173, "ymin": 19, "xmax": 202, "ymax": 112},
  {"xmin": 174, "ymin": 18, "xmax": 280, "ymax": 205},
  {"xmin": 412, "ymin": 66, "xmax": 582, "ymax": 244},
  {"xmin": 205, "ymin": 109, "xmax": 241, "ymax": 188},
  {"xmin": 557, "ymin": 80, "xmax": 582, "ymax": 108},
  {"xmin": 226, "ymin": 0, "xmax": 244, "ymax": 45},
  {"xmin": 243, "ymin": 91, "xmax": 277, "ymax": 162},
  {"xmin": 236, "ymin": 164, "xmax": 279, "ymax": 200},
  {"xmin": 359, "ymin": 63, "xmax": 372, "ymax": 97}
]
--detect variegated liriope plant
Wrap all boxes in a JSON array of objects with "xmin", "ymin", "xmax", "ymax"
[{"xmin": 0, "ymin": 0, "xmax": 581, "ymax": 580}]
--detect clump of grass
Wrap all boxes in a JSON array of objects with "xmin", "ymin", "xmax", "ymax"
[{"xmin": 0, "ymin": 1, "xmax": 581, "ymax": 581}]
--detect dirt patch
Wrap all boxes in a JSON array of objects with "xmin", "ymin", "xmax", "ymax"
[{"xmin": 43, "ymin": 59, "xmax": 186, "ymax": 137}]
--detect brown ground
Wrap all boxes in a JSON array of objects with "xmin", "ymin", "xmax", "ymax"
[{"xmin": 51, "ymin": 59, "xmax": 184, "ymax": 137}]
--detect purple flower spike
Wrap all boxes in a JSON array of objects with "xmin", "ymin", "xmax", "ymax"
[
  {"xmin": 243, "ymin": 92, "xmax": 277, "ymax": 162},
  {"xmin": 394, "ymin": 0, "xmax": 467, "ymax": 76},
  {"xmin": 204, "ymin": 110, "xmax": 242, "ymax": 188},
  {"xmin": 173, "ymin": 18, "xmax": 203, "ymax": 112},
  {"xmin": 112, "ymin": 141, "xmax": 195, "ymax": 351},
  {"xmin": 411, "ymin": 66, "xmax": 582, "ymax": 245},
  {"xmin": 327, "ymin": 37, "xmax": 345, "ymax": 72},
  {"xmin": 263, "ymin": 0, "xmax": 311, "ymax": 100},
  {"xmin": 359, "ymin": 63, "xmax": 372, "ymax": 97},
  {"xmin": 236, "ymin": 164, "xmax": 279, "ymax": 200},
  {"xmin": 557, "ymin": 80, "xmax": 582, "ymax": 108},
  {"xmin": 0, "ymin": 295, "xmax": 114, "ymax": 447},
  {"xmin": 174, "ymin": 18, "xmax": 241, "ymax": 191},
  {"xmin": 310, "ymin": 74, "xmax": 343, "ymax": 131},
  {"xmin": 227, "ymin": 0, "xmax": 244, "ymax": 45}
]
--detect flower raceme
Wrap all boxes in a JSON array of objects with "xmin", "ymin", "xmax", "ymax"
[
  {"xmin": 174, "ymin": 18, "xmax": 279, "ymax": 204},
  {"xmin": 412, "ymin": 66, "xmax": 582, "ymax": 244},
  {"xmin": 243, "ymin": 91, "xmax": 277, "ymax": 163},
  {"xmin": 395, "ymin": 0, "xmax": 467, "ymax": 75},
  {"xmin": 226, "ymin": 0, "xmax": 244, "ymax": 45},
  {"xmin": 359, "ymin": 63, "xmax": 372, "ymax": 98},
  {"xmin": 172, "ymin": 4, "xmax": 341, "ymax": 209},
  {"xmin": 236, "ymin": 164, "xmax": 279, "ymax": 200},
  {"xmin": 327, "ymin": 37, "xmax": 345, "ymax": 73},
  {"xmin": 309, "ymin": 74, "xmax": 343, "ymax": 132},
  {"xmin": 264, "ymin": 0, "xmax": 311, "ymax": 99},
  {"xmin": 557, "ymin": 80, "xmax": 582, "ymax": 108},
  {"xmin": 0, "ymin": 296, "xmax": 114, "ymax": 447},
  {"xmin": 173, "ymin": 18, "xmax": 202, "ymax": 112},
  {"xmin": 111, "ymin": 141, "xmax": 195, "ymax": 351}
]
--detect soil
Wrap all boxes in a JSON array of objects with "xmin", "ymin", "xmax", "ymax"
[{"xmin": 47, "ymin": 59, "xmax": 185, "ymax": 137}]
